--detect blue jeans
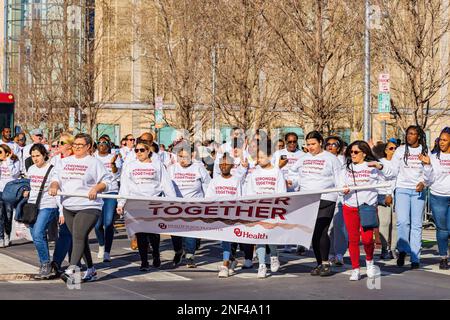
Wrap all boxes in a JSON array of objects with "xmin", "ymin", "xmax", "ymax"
[
  {"xmin": 395, "ymin": 188, "xmax": 426, "ymax": 263},
  {"xmin": 222, "ymin": 241, "xmax": 231, "ymax": 261},
  {"xmin": 52, "ymin": 222, "xmax": 72, "ymax": 268},
  {"xmin": 95, "ymin": 195, "xmax": 117, "ymax": 253},
  {"xmin": 430, "ymin": 194, "xmax": 450, "ymax": 257},
  {"xmin": 256, "ymin": 244, "xmax": 278, "ymax": 265},
  {"xmin": 29, "ymin": 208, "xmax": 59, "ymax": 264},
  {"xmin": 0, "ymin": 198, "xmax": 14, "ymax": 239},
  {"xmin": 329, "ymin": 202, "xmax": 348, "ymax": 257},
  {"xmin": 184, "ymin": 237, "xmax": 197, "ymax": 259}
]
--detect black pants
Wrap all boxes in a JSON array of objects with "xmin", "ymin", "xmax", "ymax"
[
  {"xmin": 63, "ymin": 208, "xmax": 100, "ymax": 268},
  {"xmin": 312, "ymin": 200, "xmax": 337, "ymax": 265},
  {"xmin": 231, "ymin": 243, "xmax": 254, "ymax": 260},
  {"xmin": 136, "ymin": 233, "xmax": 160, "ymax": 264}
]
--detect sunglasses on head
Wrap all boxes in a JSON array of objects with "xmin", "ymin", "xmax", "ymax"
[{"xmin": 134, "ymin": 148, "xmax": 147, "ymax": 153}]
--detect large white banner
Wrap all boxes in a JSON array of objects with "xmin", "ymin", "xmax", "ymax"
[{"xmin": 123, "ymin": 193, "xmax": 322, "ymax": 246}]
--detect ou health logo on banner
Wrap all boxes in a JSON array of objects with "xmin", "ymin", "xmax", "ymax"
[
  {"xmin": 158, "ymin": 223, "xmax": 167, "ymax": 230},
  {"xmin": 233, "ymin": 227, "xmax": 268, "ymax": 240}
]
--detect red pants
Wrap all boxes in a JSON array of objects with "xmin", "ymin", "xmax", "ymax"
[{"xmin": 343, "ymin": 205, "xmax": 374, "ymax": 269}]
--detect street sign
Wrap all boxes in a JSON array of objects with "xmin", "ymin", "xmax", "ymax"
[
  {"xmin": 69, "ymin": 107, "xmax": 75, "ymax": 131},
  {"xmin": 378, "ymin": 93, "xmax": 391, "ymax": 113},
  {"xmin": 378, "ymin": 113, "xmax": 391, "ymax": 120},
  {"xmin": 378, "ymin": 73, "xmax": 390, "ymax": 93},
  {"xmin": 155, "ymin": 96, "xmax": 164, "ymax": 129}
]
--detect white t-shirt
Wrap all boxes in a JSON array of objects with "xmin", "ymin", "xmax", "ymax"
[
  {"xmin": 94, "ymin": 152, "xmax": 123, "ymax": 193},
  {"xmin": 244, "ymin": 166, "xmax": 287, "ymax": 195},
  {"xmin": 120, "ymin": 146, "xmax": 134, "ymax": 161},
  {"xmin": 205, "ymin": 175, "xmax": 242, "ymax": 198},
  {"xmin": 289, "ymin": 151, "xmax": 342, "ymax": 202},
  {"xmin": 424, "ymin": 152, "xmax": 450, "ymax": 197},
  {"xmin": 169, "ymin": 162, "xmax": 211, "ymax": 198},
  {"xmin": 378, "ymin": 158, "xmax": 396, "ymax": 195},
  {"xmin": 0, "ymin": 158, "xmax": 21, "ymax": 191},
  {"xmin": 4, "ymin": 141, "xmax": 20, "ymax": 156},
  {"xmin": 341, "ymin": 162, "xmax": 393, "ymax": 207},
  {"xmin": 271, "ymin": 148, "xmax": 305, "ymax": 182},
  {"xmin": 390, "ymin": 145, "xmax": 429, "ymax": 190},
  {"xmin": 51, "ymin": 155, "xmax": 112, "ymax": 211},
  {"xmin": 118, "ymin": 159, "xmax": 176, "ymax": 207},
  {"xmin": 26, "ymin": 163, "xmax": 58, "ymax": 209}
]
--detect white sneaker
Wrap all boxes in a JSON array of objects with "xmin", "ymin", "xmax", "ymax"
[
  {"xmin": 218, "ymin": 266, "xmax": 229, "ymax": 278},
  {"xmin": 97, "ymin": 246, "xmax": 105, "ymax": 259},
  {"xmin": 243, "ymin": 259, "xmax": 253, "ymax": 269},
  {"xmin": 270, "ymin": 256, "xmax": 280, "ymax": 273},
  {"xmin": 349, "ymin": 268, "xmax": 361, "ymax": 281},
  {"xmin": 82, "ymin": 267, "xmax": 97, "ymax": 282},
  {"xmin": 103, "ymin": 252, "xmax": 111, "ymax": 262},
  {"xmin": 4, "ymin": 234, "xmax": 10, "ymax": 247},
  {"xmin": 366, "ymin": 260, "xmax": 379, "ymax": 278},
  {"xmin": 257, "ymin": 264, "xmax": 267, "ymax": 278}
]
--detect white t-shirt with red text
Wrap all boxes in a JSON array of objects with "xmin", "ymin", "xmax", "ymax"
[
  {"xmin": 118, "ymin": 159, "xmax": 176, "ymax": 207},
  {"xmin": 424, "ymin": 152, "xmax": 450, "ymax": 197},
  {"xmin": 51, "ymin": 155, "xmax": 112, "ymax": 211},
  {"xmin": 244, "ymin": 166, "xmax": 287, "ymax": 196},
  {"xmin": 169, "ymin": 163, "xmax": 211, "ymax": 198},
  {"xmin": 390, "ymin": 145, "xmax": 429, "ymax": 190},
  {"xmin": 271, "ymin": 148, "xmax": 305, "ymax": 182},
  {"xmin": 289, "ymin": 151, "xmax": 342, "ymax": 202},
  {"xmin": 205, "ymin": 175, "xmax": 242, "ymax": 199},
  {"xmin": 341, "ymin": 162, "xmax": 393, "ymax": 207},
  {"xmin": 0, "ymin": 158, "xmax": 21, "ymax": 192},
  {"xmin": 26, "ymin": 162, "xmax": 58, "ymax": 209},
  {"xmin": 94, "ymin": 152, "xmax": 122, "ymax": 193}
]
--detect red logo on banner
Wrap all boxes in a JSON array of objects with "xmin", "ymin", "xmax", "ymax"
[
  {"xmin": 158, "ymin": 223, "xmax": 167, "ymax": 230},
  {"xmin": 233, "ymin": 228, "xmax": 268, "ymax": 240},
  {"xmin": 234, "ymin": 228, "xmax": 242, "ymax": 237}
]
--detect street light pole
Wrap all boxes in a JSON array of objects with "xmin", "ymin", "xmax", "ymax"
[
  {"xmin": 211, "ymin": 46, "xmax": 216, "ymax": 141},
  {"xmin": 363, "ymin": 0, "xmax": 371, "ymax": 141},
  {"xmin": 3, "ymin": 0, "xmax": 9, "ymax": 92}
]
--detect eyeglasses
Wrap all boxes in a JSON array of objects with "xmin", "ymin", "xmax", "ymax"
[
  {"xmin": 350, "ymin": 150, "xmax": 361, "ymax": 155},
  {"xmin": 387, "ymin": 146, "xmax": 396, "ymax": 151},
  {"xmin": 325, "ymin": 143, "xmax": 339, "ymax": 148},
  {"xmin": 73, "ymin": 143, "xmax": 87, "ymax": 148},
  {"xmin": 127, "ymin": 138, "xmax": 135, "ymax": 141},
  {"xmin": 287, "ymin": 140, "xmax": 297, "ymax": 144},
  {"xmin": 134, "ymin": 148, "xmax": 147, "ymax": 153}
]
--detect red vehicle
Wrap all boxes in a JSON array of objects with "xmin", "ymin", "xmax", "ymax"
[{"xmin": 0, "ymin": 92, "xmax": 14, "ymax": 131}]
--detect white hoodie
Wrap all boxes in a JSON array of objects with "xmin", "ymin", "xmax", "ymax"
[
  {"xmin": 289, "ymin": 151, "xmax": 342, "ymax": 202},
  {"xmin": 390, "ymin": 145, "xmax": 429, "ymax": 190},
  {"xmin": 244, "ymin": 166, "xmax": 287, "ymax": 196},
  {"xmin": 340, "ymin": 162, "xmax": 394, "ymax": 207},
  {"xmin": 423, "ymin": 152, "xmax": 450, "ymax": 197},
  {"xmin": 118, "ymin": 158, "xmax": 176, "ymax": 207},
  {"xmin": 169, "ymin": 162, "xmax": 211, "ymax": 198},
  {"xmin": 51, "ymin": 155, "xmax": 112, "ymax": 211}
]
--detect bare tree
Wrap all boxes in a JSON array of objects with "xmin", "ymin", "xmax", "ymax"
[
  {"xmin": 375, "ymin": 0, "xmax": 450, "ymax": 131},
  {"xmin": 264, "ymin": 0, "xmax": 363, "ymax": 135}
]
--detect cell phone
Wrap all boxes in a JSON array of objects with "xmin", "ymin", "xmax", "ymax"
[{"xmin": 280, "ymin": 155, "xmax": 287, "ymax": 160}]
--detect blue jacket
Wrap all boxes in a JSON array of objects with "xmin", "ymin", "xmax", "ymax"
[{"xmin": 1, "ymin": 179, "xmax": 31, "ymax": 221}]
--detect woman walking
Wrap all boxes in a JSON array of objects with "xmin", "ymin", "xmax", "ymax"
[{"xmin": 49, "ymin": 133, "xmax": 112, "ymax": 283}]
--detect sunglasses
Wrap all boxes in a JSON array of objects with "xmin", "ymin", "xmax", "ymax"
[
  {"xmin": 51, "ymin": 144, "xmax": 58, "ymax": 148},
  {"xmin": 350, "ymin": 150, "xmax": 361, "ymax": 155},
  {"xmin": 58, "ymin": 141, "xmax": 67, "ymax": 146},
  {"xmin": 35, "ymin": 134, "xmax": 43, "ymax": 138},
  {"xmin": 98, "ymin": 141, "xmax": 109, "ymax": 146},
  {"xmin": 325, "ymin": 143, "xmax": 339, "ymax": 148},
  {"xmin": 127, "ymin": 138, "xmax": 136, "ymax": 141},
  {"xmin": 286, "ymin": 140, "xmax": 297, "ymax": 144},
  {"xmin": 387, "ymin": 146, "xmax": 396, "ymax": 151},
  {"xmin": 134, "ymin": 148, "xmax": 147, "ymax": 153}
]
